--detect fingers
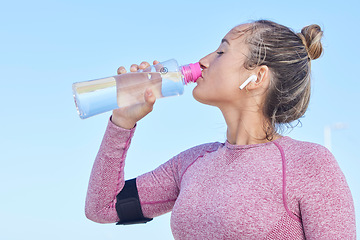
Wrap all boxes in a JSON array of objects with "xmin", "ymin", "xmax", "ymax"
[
  {"xmin": 130, "ymin": 64, "xmax": 138, "ymax": 72},
  {"xmin": 117, "ymin": 66, "xmax": 126, "ymax": 75},
  {"xmin": 140, "ymin": 61, "xmax": 150, "ymax": 69},
  {"xmin": 117, "ymin": 60, "xmax": 159, "ymax": 75},
  {"xmin": 131, "ymin": 62, "xmax": 151, "ymax": 72}
]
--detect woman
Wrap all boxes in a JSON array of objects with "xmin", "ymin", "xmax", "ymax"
[{"xmin": 85, "ymin": 20, "xmax": 356, "ymax": 239}]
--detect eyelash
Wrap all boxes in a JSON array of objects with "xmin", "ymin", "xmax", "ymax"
[{"xmin": 216, "ymin": 51, "xmax": 224, "ymax": 55}]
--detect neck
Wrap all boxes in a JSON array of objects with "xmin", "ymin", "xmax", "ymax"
[{"xmin": 220, "ymin": 106, "xmax": 276, "ymax": 146}]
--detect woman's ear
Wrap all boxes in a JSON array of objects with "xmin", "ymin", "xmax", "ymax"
[{"xmin": 247, "ymin": 65, "xmax": 270, "ymax": 90}]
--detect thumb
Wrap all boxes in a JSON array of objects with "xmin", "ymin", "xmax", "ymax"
[{"xmin": 143, "ymin": 88, "xmax": 156, "ymax": 110}]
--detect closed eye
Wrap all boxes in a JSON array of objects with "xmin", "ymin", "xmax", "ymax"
[{"xmin": 217, "ymin": 51, "xmax": 224, "ymax": 55}]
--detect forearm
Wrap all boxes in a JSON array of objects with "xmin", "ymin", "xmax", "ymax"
[{"xmin": 85, "ymin": 118, "xmax": 135, "ymax": 223}]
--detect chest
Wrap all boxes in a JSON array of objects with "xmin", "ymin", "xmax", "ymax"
[{"xmin": 171, "ymin": 150, "xmax": 286, "ymax": 238}]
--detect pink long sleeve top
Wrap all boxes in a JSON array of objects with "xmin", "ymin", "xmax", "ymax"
[{"xmin": 85, "ymin": 119, "xmax": 356, "ymax": 239}]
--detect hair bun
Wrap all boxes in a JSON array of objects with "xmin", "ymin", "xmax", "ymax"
[{"xmin": 298, "ymin": 24, "xmax": 323, "ymax": 60}]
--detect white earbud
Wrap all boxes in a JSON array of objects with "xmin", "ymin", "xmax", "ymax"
[{"xmin": 239, "ymin": 75, "xmax": 257, "ymax": 90}]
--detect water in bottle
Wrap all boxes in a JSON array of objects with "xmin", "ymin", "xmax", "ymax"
[{"xmin": 72, "ymin": 59, "xmax": 202, "ymax": 119}]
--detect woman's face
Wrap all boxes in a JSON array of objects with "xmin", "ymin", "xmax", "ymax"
[{"xmin": 193, "ymin": 24, "xmax": 253, "ymax": 107}]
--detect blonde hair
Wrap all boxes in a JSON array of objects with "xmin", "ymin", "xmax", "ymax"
[{"xmin": 238, "ymin": 20, "xmax": 323, "ymax": 139}]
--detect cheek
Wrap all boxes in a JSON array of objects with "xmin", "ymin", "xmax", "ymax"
[
  {"xmin": 192, "ymin": 77, "xmax": 219, "ymax": 105},
  {"xmin": 192, "ymin": 77, "xmax": 240, "ymax": 105},
  {"xmin": 192, "ymin": 58, "xmax": 242, "ymax": 104}
]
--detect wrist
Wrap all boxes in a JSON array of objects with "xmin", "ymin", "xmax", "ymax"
[{"xmin": 110, "ymin": 115, "xmax": 136, "ymax": 130}]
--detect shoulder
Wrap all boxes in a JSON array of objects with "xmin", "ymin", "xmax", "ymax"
[
  {"xmin": 173, "ymin": 141, "xmax": 223, "ymax": 165},
  {"xmin": 281, "ymin": 137, "xmax": 334, "ymax": 164},
  {"xmin": 177, "ymin": 142, "xmax": 223, "ymax": 158},
  {"xmin": 169, "ymin": 141, "xmax": 223, "ymax": 174},
  {"xmin": 281, "ymin": 137, "xmax": 327, "ymax": 153},
  {"xmin": 280, "ymin": 137, "xmax": 344, "ymax": 182}
]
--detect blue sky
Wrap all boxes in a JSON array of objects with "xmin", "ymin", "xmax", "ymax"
[{"xmin": 1, "ymin": 0, "xmax": 359, "ymax": 239}]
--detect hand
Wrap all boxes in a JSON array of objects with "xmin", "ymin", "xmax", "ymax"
[{"xmin": 111, "ymin": 60, "xmax": 160, "ymax": 129}]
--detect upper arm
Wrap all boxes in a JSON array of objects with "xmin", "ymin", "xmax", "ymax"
[
  {"xmin": 135, "ymin": 142, "xmax": 221, "ymax": 219},
  {"xmin": 299, "ymin": 147, "xmax": 356, "ymax": 239},
  {"xmin": 136, "ymin": 158, "xmax": 180, "ymax": 218}
]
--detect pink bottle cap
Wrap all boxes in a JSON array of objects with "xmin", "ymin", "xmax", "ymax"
[{"xmin": 181, "ymin": 62, "xmax": 202, "ymax": 84}]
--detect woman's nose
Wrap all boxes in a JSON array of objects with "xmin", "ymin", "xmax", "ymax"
[{"xmin": 199, "ymin": 56, "xmax": 209, "ymax": 69}]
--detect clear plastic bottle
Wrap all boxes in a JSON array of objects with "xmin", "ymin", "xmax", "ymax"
[{"xmin": 72, "ymin": 59, "xmax": 202, "ymax": 119}]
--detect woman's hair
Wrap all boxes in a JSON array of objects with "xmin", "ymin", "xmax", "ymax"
[{"xmin": 238, "ymin": 20, "xmax": 324, "ymax": 140}]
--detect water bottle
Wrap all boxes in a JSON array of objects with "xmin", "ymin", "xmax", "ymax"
[{"xmin": 72, "ymin": 59, "xmax": 202, "ymax": 119}]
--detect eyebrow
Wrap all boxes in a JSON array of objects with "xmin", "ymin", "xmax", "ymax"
[{"xmin": 221, "ymin": 38, "xmax": 230, "ymax": 45}]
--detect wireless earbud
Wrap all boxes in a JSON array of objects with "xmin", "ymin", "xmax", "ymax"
[{"xmin": 239, "ymin": 75, "xmax": 257, "ymax": 90}]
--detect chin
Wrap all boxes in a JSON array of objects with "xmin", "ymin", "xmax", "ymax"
[
  {"xmin": 192, "ymin": 87, "xmax": 216, "ymax": 106},
  {"xmin": 192, "ymin": 87, "xmax": 205, "ymax": 104}
]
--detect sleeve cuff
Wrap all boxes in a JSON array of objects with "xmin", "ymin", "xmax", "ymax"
[
  {"xmin": 109, "ymin": 116, "xmax": 137, "ymax": 131},
  {"xmin": 99, "ymin": 116, "xmax": 137, "ymax": 153}
]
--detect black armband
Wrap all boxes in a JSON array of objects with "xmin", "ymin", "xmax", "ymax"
[{"xmin": 115, "ymin": 178, "xmax": 153, "ymax": 225}]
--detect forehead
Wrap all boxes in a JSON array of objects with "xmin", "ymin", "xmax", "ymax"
[{"xmin": 224, "ymin": 23, "xmax": 253, "ymax": 42}]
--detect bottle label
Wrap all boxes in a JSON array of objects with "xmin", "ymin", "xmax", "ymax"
[{"xmin": 160, "ymin": 67, "xmax": 168, "ymax": 74}]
